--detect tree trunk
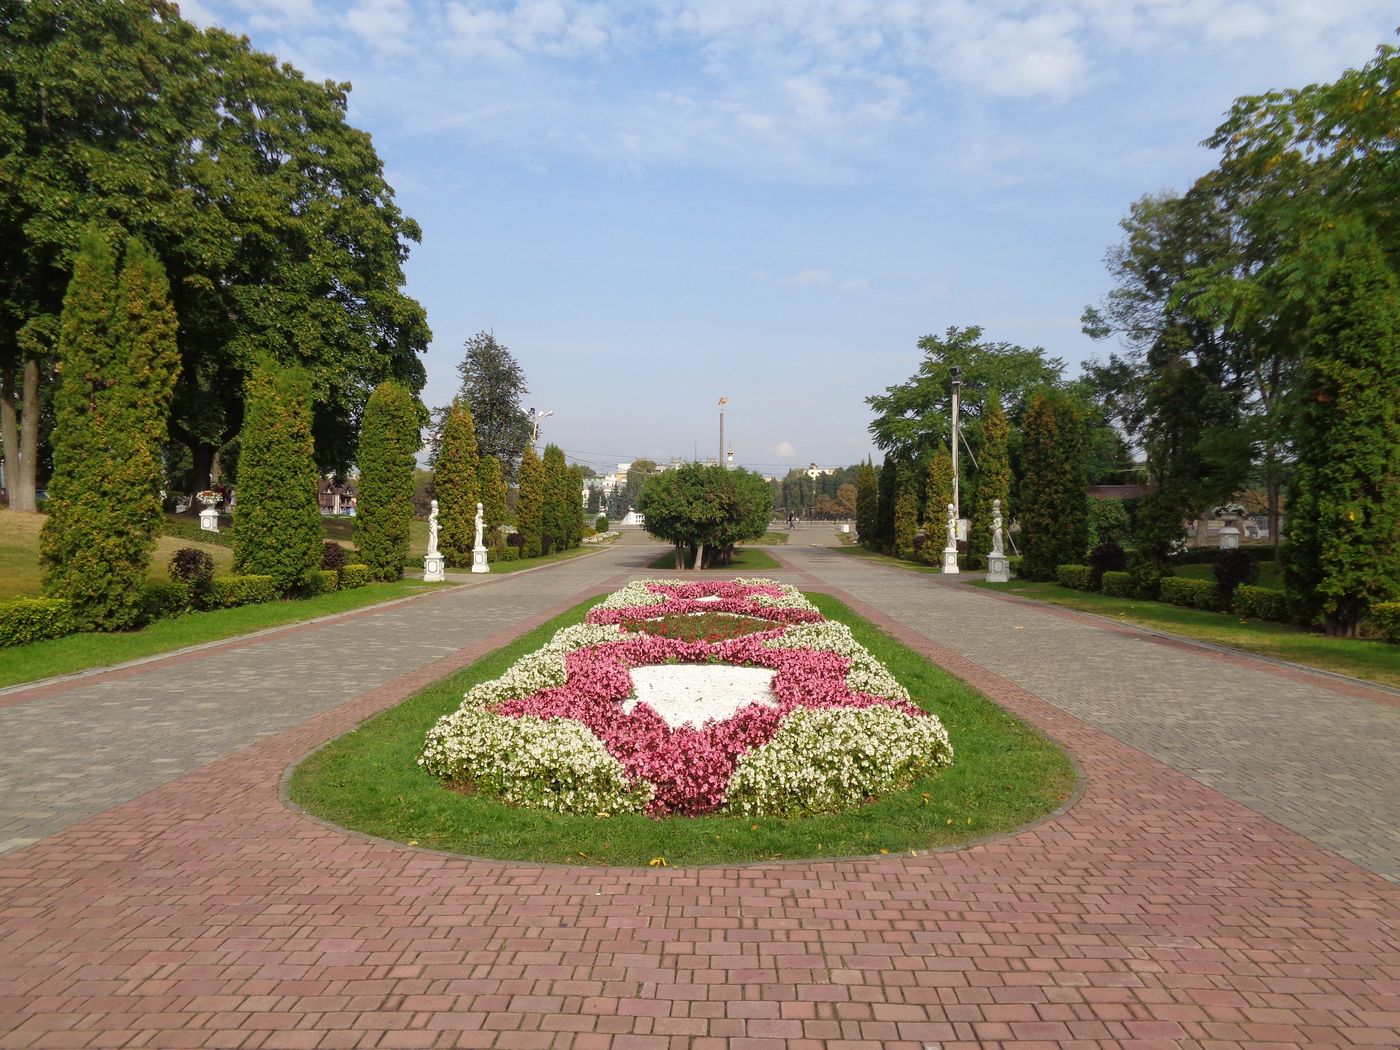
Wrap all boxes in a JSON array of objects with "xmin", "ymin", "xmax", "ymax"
[
  {"xmin": 674, "ymin": 544, "xmax": 684, "ymax": 570},
  {"xmin": 1, "ymin": 359, "xmax": 40, "ymax": 512},
  {"xmin": 694, "ymin": 542, "xmax": 705, "ymax": 571},
  {"xmin": 190, "ymin": 441, "xmax": 216, "ymax": 501}
]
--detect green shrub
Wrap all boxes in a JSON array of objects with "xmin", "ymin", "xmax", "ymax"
[
  {"xmin": 595, "ymin": 514, "xmax": 609, "ymax": 532},
  {"xmin": 1159, "ymin": 576, "xmax": 1222, "ymax": 611},
  {"xmin": 1233, "ymin": 585, "xmax": 1291, "ymax": 623},
  {"xmin": 169, "ymin": 547, "xmax": 216, "ymax": 607},
  {"xmin": 1055, "ymin": 564, "xmax": 1094, "ymax": 591},
  {"xmin": 136, "ymin": 579, "xmax": 189, "ymax": 625},
  {"xmin": 1101, "ymin": 571, "xmax": 1134, "ymax": 598},
  {"xmin": 206, "ymin": 574, "xmax": 279, "ymax": 609},
  {"xmin": 1127, "ymin": 558, "xmax": 1166, "ymax": 600},
  {"xmin": 163, "ymin": 515, "xmax": 233, "ymax": 547},
  {"xmin": 340, "ymin": 564, "xmax": 372, "ymax": 589},
  {"xmin": 0, "ymin": 598, "xmax": 77, "ymax": 648},
  {"xmin": 492, "ymin": 547, "xmax": 520, "ymax": 563},
  {"xmin": 1369, "ymin": 601, "xmax": 1400, "ymax": 643},
  {"xmin": 1087, "ymin": 541, "xmax": 1127, "ymax": 590},
  {"xmin": 302, "ymin": 569, "xmax": 339, "ymax": 596}
]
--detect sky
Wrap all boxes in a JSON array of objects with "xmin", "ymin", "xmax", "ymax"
[{"xmin": 178, "ymin": 0, "xmax": 1398, "ymax": 478}]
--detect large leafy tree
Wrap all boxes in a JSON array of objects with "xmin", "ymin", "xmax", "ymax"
[
  {"xmin": 1282, "ymin": 218, "xmax": 1400, "ymax": 636},
  {"xmin": 0, "ymin": 0, "xmax": 429, "ymax": 510},
  {"xmin": 41, "ymin": 232, "xmax": 180, "ymax": 628},
  {"xmin": 354, "ymin": 380, "xmax": 419, "ymax": 581},
  {"xmin": 232, "ymin": 360, "xmax": 322, "ymax": 592},
  {"xmin": 433, "ymin": 400, "xmax": 480, "ymax": 567},
  {"xmin": 867, "ymin": 325, "xmax": 1066, "ymax": 462},
  {"xmin": 639, "ymin": 463, "xmax": 772, "ymax": 569},
  {"xmin": 435, "ymin": 332, "xmax": 532, "ymax": 480}
]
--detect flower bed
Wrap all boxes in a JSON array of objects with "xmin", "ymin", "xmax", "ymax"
[{"xmin": 421, "ymin": 578, "xmax": 953, "ymax": 817}]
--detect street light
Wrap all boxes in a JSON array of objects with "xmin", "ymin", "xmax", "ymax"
[
  {"xmin": 528, "ymin": 407, "xmax": 554, "ymax": 445},
  {"xmin": 718, "ymin": 397, "xmax": 728, "ymax": 465},
  {"xmin": 949, "ymin": 366, "xmax": 961, "ymax": 522}
]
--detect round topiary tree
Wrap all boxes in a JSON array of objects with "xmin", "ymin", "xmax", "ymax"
[
  {"xmin": 233, "ymin": 360, "xmax": 323, "ymax": 591},
  {"xmin": 354, "ymin": 380, "xmax": 421, "ymax": 582}
]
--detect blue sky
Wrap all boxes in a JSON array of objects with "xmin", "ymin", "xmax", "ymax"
[{"xmin": 181, "ymin": 0, "xmax": 1397, "ymax": 477}]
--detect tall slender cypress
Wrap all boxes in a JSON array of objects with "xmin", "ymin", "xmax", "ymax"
[
  {"xmin": 434, "ymin": 399, "xmax": 480, "ymax": 567},
  {"xmin": 970, "ymin": 393, "xmax": 1011, "ymax": 561},
  {"xmin": 355, "ymin": 380, "xmax": 420, "ymax": 581},
  {"xmin": 516, "ymin": 444, "xmax": 544, "ymax": 558},
  {"xmin": 478, "ymin": 454, "xmax": 508, "ymax": 551},
  {"xmin": 855, "ymin": 459, "xmax": 878, "ymax": 549}
]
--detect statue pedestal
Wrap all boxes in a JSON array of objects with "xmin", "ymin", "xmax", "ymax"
[
  {"xmin": 423, "ymin": 553, "xmax": 445, "ymax": 582},
  {"xmin": 941, "ymin": 547, "xmax": 960, "ymax": 575},
  {"xmin": 471, "ymin": 546, "xmax": 490, "ymax": 574},
  {"xmin": 199, "ymin": 505, "xmax": 220, "ymax": 533},
  {"xmin": 986, "ymin": 553, "xmax": 1010, "ymax": 583},
  {"xmin": 1219, "ymin": 525, "xmax": 1240, "ymax": 550}
]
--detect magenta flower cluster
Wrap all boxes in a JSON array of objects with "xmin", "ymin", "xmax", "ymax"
[
  {"xmin": 492, "ymin": 630, "xmax": 923, "ymax": 815},
  {"xmin": 586, "ymin": 580, "xmax": 824, "ymax": 627}
]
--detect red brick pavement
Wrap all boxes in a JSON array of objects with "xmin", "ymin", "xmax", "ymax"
[{"xmin": 1, "ymin": 580, "xmax": 1397, "ymax": 1049}]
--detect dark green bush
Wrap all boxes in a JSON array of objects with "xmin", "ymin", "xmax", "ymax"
[
  {"xmin": 1100, "ymin": 571, "xmax": 1134, "ymax": 598},
  {"xmin": 206, "ymin": 574, "xmax": 278, "ymax": 609},
  {"xmin": 137, "ymin": 579, "xmax": 189, "ymax": 625},
  {"xmin": 1233, "ymin": 585, "xmax": 1291, "ymax": 623},
  {"xmin": 1369, "ymin": 601, "xmax": 1400, "ymax": 643},
  {"xmin": 301, "ymin": 569, "xmax": 339, "ymax": 596},
  {"xmin": 1159, "ymin": 576, "xmax": 1222, "ymax": 611},
  {"xmin": 321, "ymin": 541, "xmax": 347, "ymax": 572},
  {"xmin": 1087, "ymin": 542, "xmax": 1127, "ymax": 590},
  {"xmin": 163, "ymin": 515, "xmax": 234, "ymax": 547},
  {"xmin": 595, "ymin": 514, "xmax": 609, "ymax": 532},
  {"xmin": 169, "ymin": 547, "xmax": 215, "ymax": 607},
  {"xmin": 1055, "ymin": 564, "xmax": 1093, "ymax": 591},
  {"xmin": 0, "ymin": 598, "xmax": 76, "ymax": 648},
  {"xmin": 339, "ymin": 564, "xmax": 372, "ymax": 589},
  {"xmin": 1213, "ymin": 548, "xmax": 1259, "ymax": 608},
  {"xmin": 1127, "ymin": 558, "xmax": 1166, "ymax": 600}
]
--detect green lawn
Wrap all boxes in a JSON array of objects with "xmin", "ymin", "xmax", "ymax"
[
  {"xmin": 287, "ymin": 592, "xmax": 1076, "ymax": 866},
  {"xmin": 646, "ymin": 548, "xmax": 782, "ymax": 571},
  {"xmin": 742, "ymin": 531, "xmax": 791, "ymax": 545},
  {"xmin": 0, "ymin": 580, "xmax": 452, "ymax": 690},
  {"xmin": 972, "ymin": 578, "xmax": 1400, "ymax": 689},
  {"xmin": 2, "ymin": 509, "xmax": 233, "ymax": 601}
]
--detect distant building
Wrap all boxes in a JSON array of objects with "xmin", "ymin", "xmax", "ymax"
[{"xmin": 318, "ymin": 477, "xmax": 357, "ymax": 515}]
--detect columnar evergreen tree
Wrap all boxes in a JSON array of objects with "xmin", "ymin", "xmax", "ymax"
[
  {"xmin": 478, "ymin": 454, "xmax": 508, "ymax": 551},
  {"xmin": 540, "ymin": 443, "xmax": 571, "ymax": 554},
  {"xmin": 1017, "ymin": 392, "xmax": 1089, "ymax": 580},
  {"xmin": 516, "ymin": 444, "xmax": 544, "ymax": 557},
  {"xmin": 1283, "ymin": 219, "xmax": 1400, "ymax": 636},
  {"xmin": 1051, "ymin": 394, "xmax": 1090, "ymax": 562},
  {"xmin": 855, "ymin": 459, "xmax": 878, "ymax": 548},
  {"xmin": 875, "ymin": 454, "xmax": 898, "ymax": 552},
  {"xmin": 41, "ymin": 232, "xmax": 181, "ymax": 628},
  {"xmin": 894, "ymin": 470, "xmax": 920, "ymax": 560},
  {"xmin": 354, "ymin": 380, "xmax": 420, "ymax": 581},
  {"xmin": 919, "ymin": 444, "xmax": 954, "ymax": 564},
  {"xmin": 970, "ymin": 393, "xmax": 1011, "ymax": 561},
  {"xmin": 568, "ymin": 465, "xmax": 587, "ymax": 547},
  {"xmin": 232, "ymin": 359, "xmax": 322, "ymax": 591},
  {"xmin": 433, "ymin": 399, "xmax": 480, "ymax": 567}
]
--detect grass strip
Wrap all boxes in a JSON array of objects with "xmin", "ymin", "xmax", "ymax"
[
  {"xmin": 0, "ymin": 581, "xmax": 452, "ymax": 690},
  {"xmin": 287, "ymin": 592, "xmax": 1075, "ymax": 866},
  {"xmin": 971, "ymin": 579, "xmax": 1400, "ymax": 689},
  {"xmin": 645, "ymin": 548, "xmax": 782, "ymax": 572}
]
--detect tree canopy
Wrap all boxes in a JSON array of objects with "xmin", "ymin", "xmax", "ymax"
[
  {"xmin": 0, "ymin": 0, "xmax": 430, "ymax": 506},
  {"xmin": 437, "ymin": 331, "xmax": 531, "ymax": 481},
  {"xmin": 639, "ymin": 464, "xmax": 772, "ymax": 569}
]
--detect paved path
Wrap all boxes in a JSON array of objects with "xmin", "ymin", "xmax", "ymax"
[{"xmin": 1, "ymin": 542, "xmax": 1397, "ymax": 1049}]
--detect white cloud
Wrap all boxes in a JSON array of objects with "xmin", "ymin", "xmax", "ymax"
[
  {"xmin": 346, "ymin": 0, "xmax": 415, "ymax": 54},
  {"xmin": 771, "ymin": 441, "xmax": 797, "ymax": 459},
  {"xmin": 785, "ymin": 268, "xmax": 835, "ymax": 287}
]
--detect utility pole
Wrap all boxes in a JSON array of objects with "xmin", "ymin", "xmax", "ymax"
[
  {"xmin": 528, "ymin": 407, "xmax": 554, "ymax": 447},
  {"xmin": 718, "ymin": 397, "xmax": 728, "ymax": 466}
]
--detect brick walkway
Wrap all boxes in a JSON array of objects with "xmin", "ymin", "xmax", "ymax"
[{"xmin": 2, "ymin": 543, "xmax": 1398, "ymax": 1049}]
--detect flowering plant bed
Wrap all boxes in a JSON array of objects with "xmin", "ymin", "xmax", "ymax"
[{"xmin": 421, "ymin": 578, "xmax": 954, "ymax": 817}]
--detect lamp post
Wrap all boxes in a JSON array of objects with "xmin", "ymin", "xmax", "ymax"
[
  {"xmin": 718, "ymin": 397, "xmax": 728, "ymax": 466},
  {"xmin": 949, "ymin": 366, "xmax": 961, "ymax": 521},
  {"xmin": 528, "ymin": 407, "xmax": 554, "ymax": 447}
]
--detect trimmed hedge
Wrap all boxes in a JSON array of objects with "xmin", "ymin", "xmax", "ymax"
[
  {"xmin": 206, "ymin": 574, "xmax": 279, "ymax": 609},
  {"xmin": 0, "ymin": 598, "xmax": 77, "ymax": 648},
  {"xmin": 1168, "ymin": 545, "xmax": 1275, "ymax": 566},
  {"xmin": 340, "ymin": 563, "xmax": 372, "ymax": 589},
  {"xmin": 1159, "ymin": 576, "xmax": 1222, "ymax": 611},
  {"xmin": 163, "ymin": 515, "xmax": 233, "ymax": 548},
  {"xmin": 137, "ymin": 580, "xmax": 189, "ymax": 625},
  {"xmin": 1233, "ymin": 585, "xmax": 1290, "ymax": 623},
  {"xmin": 303, "ymin": 569, "xmax": 339, "ymax": 596},
  {"xmin": 1100, "ymin": 571, "xmax": 1134, "ymax": 598},
  {"xmin": 1371, "ymin": 601, "xmax": 1400, "ymax": 644},
  {"xmin": 1055, "ymin": 564, "xmax": 1094, "ymax": 591}
]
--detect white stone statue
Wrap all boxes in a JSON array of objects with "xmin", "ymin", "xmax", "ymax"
[
  {"xmin": 991, "ymin": 499, "xmax": 1005, "ymax": 556},
  {"xmin": 473, "ymin": 501, "xmax": 484, "ymax": 549},
  {"xmin": 427, "ymin": 499, "xmax": 440, "ymax": 556},
  {"xmin": 945, "ymin": 502, "xmax": 957, "ymax": 549}
]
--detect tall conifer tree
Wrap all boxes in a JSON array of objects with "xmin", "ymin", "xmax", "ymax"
[
  {"xmin": 970, "ymin": 393, "xmax": 1012, "ymax": 561},
  {"xmin": 516, "ymin": 444, "xmax": 544, "ymax": 558},
  {"xmin": 920, "ymin": 444, "xmax": 955, "ymax": 564},
  {"xmin": 478, "ymin": 454, "xmax": 508, "ymax": 552},
  {"xmin": 434, "ymin": 399, "xmax": 480, "ymax": 567},
  {"xmin": 855, "ymin": 459, "xmax": 878, "ymax": 549},
  {"xmin": 354, "ymin": 380, "xmax": 420, "ymax": 581}
]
